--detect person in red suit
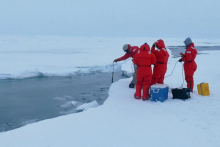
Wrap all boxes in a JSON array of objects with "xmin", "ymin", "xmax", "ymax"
[
  {"xmin": 179, "ymin": 37, "xmax": 197, "ymax": 92},
  {"xmin": 150, "ymin": 39, "xmax": 169, "ymax": 85},
  {"xmin": 133, "ymin": 43, "xmax": 156, "ymax": 101},
  {"xmin": 113, "ymin": 44, "xmax": 140, "ymax": 88}
]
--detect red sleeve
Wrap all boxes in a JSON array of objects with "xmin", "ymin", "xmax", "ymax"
[
  {"xmin": 182, "ymin": 49, "xmax": 193, "ymax": 62},
  {"xmin": 151, "ymin": 47, "xmax": 165, "ymax": 58},
  {"xmin": 151, "ymin": 53, "xmax": 156, "ymax": 65},
  {"xmin": 151, "ymin": 46, "xmax": 156, "ymax": 52},
  {"xmin": 118, "ymin": 53, "xmax": 131, "ymax": 61}
]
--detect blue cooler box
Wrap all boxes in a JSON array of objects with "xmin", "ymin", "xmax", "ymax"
[{"xmin": 150, "ymin": 84, "xmax": 169, "ymax": 102}]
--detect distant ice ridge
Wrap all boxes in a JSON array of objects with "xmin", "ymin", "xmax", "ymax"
[
  {"xmin": 0, "ymin": 36, "xmax": 220, "ymax": 80},
  {"xmin": 0, "ymin": 64, "xmax": 122, "ymax": 80}
]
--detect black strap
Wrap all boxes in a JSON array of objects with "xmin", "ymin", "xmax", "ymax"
[{"xmin": 138, "ymin": 65, "xmax": 151, "ymax": 67}]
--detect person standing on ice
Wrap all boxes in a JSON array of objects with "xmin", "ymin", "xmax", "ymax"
[
  {"xmin": 150, "ymin": 39, "xmax": 169, "ymax": 85},
  {"xmin": 113, "ymin": 44, "xmax": 140, "ymax": 88},
  {"xmin": 133, "ymin": 43, "xmax": 156, "ymax": 101},
  {"xmin": 179, "ymin": 37, "xmax": 197, "ymax": 92}
]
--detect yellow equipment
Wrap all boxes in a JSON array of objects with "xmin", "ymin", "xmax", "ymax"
[{"xmin": 197, "ymin": 83, "xmax": 210, "ymax": 96}]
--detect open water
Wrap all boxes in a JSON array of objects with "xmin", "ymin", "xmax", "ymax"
[{"xmin": 0, "ymin": 72, "xmax": 124, "ymax": 132}]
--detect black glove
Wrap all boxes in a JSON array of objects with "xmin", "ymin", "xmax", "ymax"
[
  {"xmin": 152, "ymin": 43, "xmax": 156, "ymax": 48},
  {"xmin": 113, "ymin": 58, "xmax": 120, "ymax": 62},
  {"xmin": 178, "ymin": 58, "xmax": 183, "ymax": 62}
]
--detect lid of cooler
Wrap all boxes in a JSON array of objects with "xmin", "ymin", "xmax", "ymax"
[{"xmin": 151, "ymin": 84, "xmax": 169, "ymax": 88}]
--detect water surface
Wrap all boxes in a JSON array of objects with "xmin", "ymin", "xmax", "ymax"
[{"xmin": 0, "ymin": 72, "xmax": 124, "ymax": 132}]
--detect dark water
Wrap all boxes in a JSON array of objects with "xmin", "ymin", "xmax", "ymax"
[{"xmin": 0, "ymin": 72, "xmax": 124, "ymax": 132}]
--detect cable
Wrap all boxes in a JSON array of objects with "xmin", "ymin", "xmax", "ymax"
[
  {"xmin": 165, "ymin": 61, "xmax": 178, "ymax": 78},
  {"xmin": 181, "ymin": 62, "xmax": 185, "ymax": 88},
  {"xmin": 165, "ymin": 60, "xmax": 185, "ymax": 89}
]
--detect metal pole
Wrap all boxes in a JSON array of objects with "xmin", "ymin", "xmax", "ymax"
[{"xmin": 111, "ymin": 62, "xmax": 114, "ymax": 83}]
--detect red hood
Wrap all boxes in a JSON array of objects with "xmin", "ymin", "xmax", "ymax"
[
  {"xmin": 140, "ymin": 43, "xmax": 150, "ymax": 51},
  {"xmin": 155, "ymin": 39, "xmax": 165, "ymax": 49}
]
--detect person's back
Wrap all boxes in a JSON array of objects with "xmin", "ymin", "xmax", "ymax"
[
  {"xmin": 133, "ymin": 43, "xmax": 156, "ymax": 100},
  {"xmin": 151, "ymin": 39, "xmax": 169, "ymax": 85}
]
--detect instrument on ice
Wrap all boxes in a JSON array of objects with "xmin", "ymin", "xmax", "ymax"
[
  {"xmin": 197, "ymin": 83, "xmax": 210, "ymax": 96},
  {"xmin": 111, "ymin": 63, "xmax": 114, "ymax": 83}
]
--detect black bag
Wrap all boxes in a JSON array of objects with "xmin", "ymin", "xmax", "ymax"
[{"xmin": 171, "ymin": 88, "xmax": 191, "ymax": 100}]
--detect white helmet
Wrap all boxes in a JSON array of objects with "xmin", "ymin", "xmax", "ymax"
[{"xmin": 122, "ymin": 44, "xmax": 129, "ymax": 52}]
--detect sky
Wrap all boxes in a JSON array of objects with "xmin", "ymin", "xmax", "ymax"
[
  {"xmin": 0, "ymin": 0, "xmax": 220, "ymax": 38},
  {"xmin": 0, "ymin": 38, "xmax": 219, "ymax": 146}
]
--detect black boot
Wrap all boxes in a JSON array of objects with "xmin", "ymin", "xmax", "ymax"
[{"xmin": 129, "ymin": 83, "xmax": 135, "ymax": 88}]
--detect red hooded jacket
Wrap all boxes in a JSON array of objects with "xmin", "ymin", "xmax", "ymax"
[
  {"xmin": 118, "ymin": 44, "xmax": 140, "ymax": 61},
  {"xmin": 133, "ymin": 43, "xmax": 156, "ymax": 99},
  {"xmin": 182, "ymin": 43, "xmax": 197, "ymax": 70},
  {"xmin": 151, "ymin": 39, "xmax": 169, "ymax": 64},
  {"xmin": 133, "ymin": 43, "xmax": 156, "ymax": 74},
  {"xmin": 150, "ymin": 39, "xmax": 169, "ymax": 85}
]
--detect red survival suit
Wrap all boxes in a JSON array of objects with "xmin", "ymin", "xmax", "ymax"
[
  {"xmin": 118, "ymin": 44, "xmax": 140, "ymax": 61},
  {"xmin": 151, "ymin": 39, "xmax": 169, "ymax": 85},
  {"xmin": 181, "ymin": 43, "xmax": 197, "ymax": 91},
  {"xmin": 133, "ymin": 43, "xmax": 156, "ymax": 100}
]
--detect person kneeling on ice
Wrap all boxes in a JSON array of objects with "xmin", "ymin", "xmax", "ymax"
[
  {"xmin": 113, "ymin": 44, "xmax": 140, "ymax": 88},
  {"xmin": 133, "ymin": 43, "xmax": 156, "ymax": 101},
  {"xmin": 150, "ymin": 39, "xmax": 169, "ymax": 85},
  {"xmin": 179, "ymin": 37, "xmax": 197, "ymax": 92}
]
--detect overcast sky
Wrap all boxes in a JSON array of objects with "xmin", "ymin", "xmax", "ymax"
[{"xmin": 0, "ymin": 0, "xmax": 220, "ymax": 38}]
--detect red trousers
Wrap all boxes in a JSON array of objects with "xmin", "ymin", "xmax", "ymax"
[
  {"xmin": 184, "ymin": 69, "xmax": 196, "ymax": 91},
  {"xmin": 134, "ymin": 68, "xmax": 152, "ymax": 99},
  {"xmin": 151, "ymin": 64, "xmax": 167, "ymax": 85}
]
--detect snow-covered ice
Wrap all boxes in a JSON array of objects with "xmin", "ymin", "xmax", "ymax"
[
  {"xmin": 76, "ymin": 100, "xmax": 99, "ymax": 111},
  {"xmin": 0, "ymin": 36, "xmax": 220, "ymax": 147},
  {"xmin": 0, "ymin": 36, "xmax": 220, "ymax": 79}
]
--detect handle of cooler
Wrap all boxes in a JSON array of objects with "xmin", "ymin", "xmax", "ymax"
[{"xmin": 153, "ymin": 89, "xmax": 160, "ymax": 93}]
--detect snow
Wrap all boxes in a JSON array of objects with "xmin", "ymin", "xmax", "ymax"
[
  {"xmin": 76, "ymin": 100, "xmax": 99, "ymax": 111},
  {"xmin": 0, "ymin": 36, "xmax": 220, "ymax": 147}
]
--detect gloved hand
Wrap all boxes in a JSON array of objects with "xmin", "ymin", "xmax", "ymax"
[
  {"xmin": 179, "ymin": 52, "xmax": 184, "ymax": 57},
  {"xmin": 152, "ymin": 43, "xmax": 156, "ymax": 48},
  {"xmin": 178, "ymin": 58, "xmax": 183, "ymax": 62},
  {"xmin": 113, "ymin": 58, "xmax": 120, "ymax": 62}
]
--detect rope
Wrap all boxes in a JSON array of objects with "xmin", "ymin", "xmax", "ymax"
[{"xmin": 112, "ymin": 62, "xmax": 114, "ymax": 71}]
